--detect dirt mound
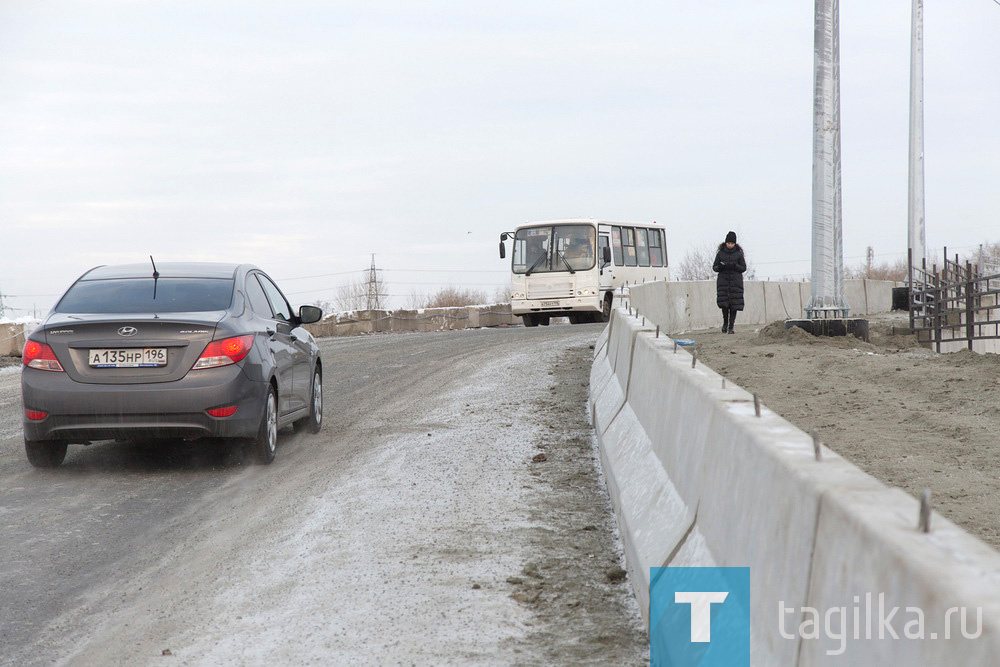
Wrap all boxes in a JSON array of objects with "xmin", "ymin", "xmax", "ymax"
[
  {"xmin": 753, "ymin": 319, "xmax": 938, "ymax": 356},
  {"xmin": 867, "ymin": 322, "xmax": 930, "ymax": 352},
  {"xmin": 754, "ymin": 320, "xmax": 877, "ymax": 352}
]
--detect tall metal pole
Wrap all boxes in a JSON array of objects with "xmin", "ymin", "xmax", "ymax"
[
  {"xmin": 908, "ymin": 0, "xmax": 927, "ymax": 268},
  {"xmin": 807, "ymin": 0, "xmax": 848, "ymax": 319}
]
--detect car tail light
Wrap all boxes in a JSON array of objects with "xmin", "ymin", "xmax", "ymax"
[
  {"xmin": 206, "ymin": 405, "xmax": 239, "ymax": 418},
  {"xmin": 22, "ymin": 341, "xmax": 65, "ymax": 372},
  {"xmin": 25, "ymin": 409, "xmax": 48, "ymax": 421},
  {"xmin": 192, "ymin": 335, "xmax": 254, "ymax": 370}
]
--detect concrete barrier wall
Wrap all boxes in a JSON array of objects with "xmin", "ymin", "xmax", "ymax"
[
  {"xmin": 0, "ymin": 306, "xmax": 519, "ymax": 356},
  {"xmin": 628, "ymin": 279, "xmax": 898, "ymax": 334},
  {"xmin": 305, "ymin": 304, "xmax": 517, "ymax": 338},
  {"xmin": 591, "ymin": 307, "xmax": 1000, "ymax": 663},
  {"xmin": 0, "ymin": 323, "xmax": 28, "ymax": 357}
]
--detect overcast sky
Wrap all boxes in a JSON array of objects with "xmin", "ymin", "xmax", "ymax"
[{"xmin": 1, "ymin": 0, "xmax": 998, "ymax": 315}]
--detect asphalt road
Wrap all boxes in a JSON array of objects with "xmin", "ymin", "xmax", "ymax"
[{"xmin": 0, "ymin": 324, "xmax": 645, "ymax": 665}]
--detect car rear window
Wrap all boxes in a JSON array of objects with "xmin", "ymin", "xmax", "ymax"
[{"xmin": 55, "ymin": 278, "xmax": 235, "ymax": 314}]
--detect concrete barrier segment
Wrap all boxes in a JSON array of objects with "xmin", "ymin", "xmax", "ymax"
[
  {"xmin": 844, "ymin": 281, "xmax": 869, "ymax": 315},
  {"xmin": 626, "ymin": 334, "xmax": 717, "ymax": 508},
  {"xmin": 589, "ymin": 354, "xmax": 626, "ymax": 439},
  {"xmin": 603, "ymin": 309, "xmax": 626, "ymax": 374},
  {"xmin": 696, "ymin": 402, "xmax": 864, "ymax": 664},
  {"xmin": 609, "ymin": 310, "xmax": 655, "ymax": 398},
  {"xmin": 588, "ymin": 352, "xmax": 620, "ymax": 436},
  {"xmin": 1, "ymin": 323, "xmax": 26, "ymax": 357},
  {"xmin": 799, "ymin": 282, "xmax": 813, "ymax": 317},
  {"xmin": 800, "ymin": 483, "xmax": 1000, "ymax": 665},
  {"xmin": 593, "ymin": 318, "xmax": 611, "ymax": 359},
  {"xmin": 764, "ymin": 281, "xmax": 804, "ymax": 321},
  {"xmin": 863, "ymin": 279, "xmax": 894, "ymax": 314},
  {"xmin": 742, "ymin": 281, "xmax": 767, "ymax": 325},
  {"xmin": 599, "ymin": 401, "xmax": 695, "ymax": 628}
]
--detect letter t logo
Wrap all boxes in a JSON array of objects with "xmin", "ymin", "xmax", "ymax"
[{"xmin": 675, "ymin": 591, "xmax": 730, "ymax": 642}]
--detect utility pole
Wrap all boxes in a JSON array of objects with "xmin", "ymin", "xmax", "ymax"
[
  {"xmin": 908, "ymin": 0, "xmax": 926, "ymax": 268},
  {"xmin": 805, "ymin": 0, "xmax": 848, "ymax": 319},
  {"xmin": 789, "ymin": 0, "xmax": 868, "ymax": 339},
  {"xmin": 0, "ymin": 289, "xmax": 7, "ymax": 318}
]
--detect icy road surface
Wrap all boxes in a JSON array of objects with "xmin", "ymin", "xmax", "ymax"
[{"xmin": 0, "ymin": 324, "xmax": 646, "ymax": 665}]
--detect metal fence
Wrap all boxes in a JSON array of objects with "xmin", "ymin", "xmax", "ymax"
[{"xmin": 909, "ymin": 247, "xmax": 1000, "ymax": 352}]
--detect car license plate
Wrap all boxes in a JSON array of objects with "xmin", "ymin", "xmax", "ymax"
[
  {"xmin": 541, "ymin": 300, "xmax": 559, "ymax": 307},
  {"xmin": 88, "ymin": 348, "xmax": 167, "ymax": 368}
]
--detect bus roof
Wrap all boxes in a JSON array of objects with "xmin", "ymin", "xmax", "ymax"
[{"xmin": 518, "ymin": 218, "xmax": 662, "ymax": 228}]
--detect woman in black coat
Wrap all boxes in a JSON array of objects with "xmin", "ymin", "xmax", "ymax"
[{"xmin": 712, "ymin": 231, "xmax": 747, "ymax": 334}]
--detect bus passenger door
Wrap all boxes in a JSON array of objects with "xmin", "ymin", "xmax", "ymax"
[{"xmin": 598, "ymin": 234, "xmax": 613, "ymax": 290}]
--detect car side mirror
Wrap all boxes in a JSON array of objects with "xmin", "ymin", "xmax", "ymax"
[{"xmin": 298, "ymin": 305, "xmax": 323, "ymax": 324}]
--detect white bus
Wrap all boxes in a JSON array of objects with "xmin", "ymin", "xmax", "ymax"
[{"xmin": 499, "ymin": 218, "xmax": 669, "ymax": 326}]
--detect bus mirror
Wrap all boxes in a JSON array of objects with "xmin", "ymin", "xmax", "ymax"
[
  {"xmin": 499, "ymin": 242, "xmax": 506, "ymax": 259},
  {"xmin": 602, "ymin": 246, "xmax": 612, "ymax": 264}
]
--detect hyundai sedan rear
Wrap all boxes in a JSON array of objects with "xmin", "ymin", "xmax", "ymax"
[{"xmin": 21, "ymin": 262, "xmax": 324, "ymax": 467}]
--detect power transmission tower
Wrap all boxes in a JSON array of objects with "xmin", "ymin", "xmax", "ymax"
[{"xmin": 364, "ymin": 254, "xmax": 385, "ymax": 310}]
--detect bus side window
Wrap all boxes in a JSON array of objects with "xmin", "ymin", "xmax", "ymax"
[
  {"xmin": 649, "ymin": 229, "xmax": 664, "ymax": 267},
  {"xmin": 611, "ymin": 227, "xmax": 624, "ymax": 266},
  {"xmin": 623, "ymin": 228, "xmax": 637, "ymax": 266},
  {"xmin": 636, "ymin": 228, "xmax": 650, "ymax": 267}
]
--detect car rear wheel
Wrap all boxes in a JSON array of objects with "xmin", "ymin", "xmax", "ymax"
[
  {"xmin": 293, "ymin": 367, "xmax": 323, "ymax": 434},
  {"xmin": 250, "ymin": 386, "xmax": 278, "ymax": 464},
  {"xmin": 25, "ymin": 440, "xmax": 68, "ymax": 468}
]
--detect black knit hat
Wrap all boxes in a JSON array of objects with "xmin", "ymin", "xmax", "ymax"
[{"xmin": 725, "ymin": 231, "xmax": 737, "ymax": 244}]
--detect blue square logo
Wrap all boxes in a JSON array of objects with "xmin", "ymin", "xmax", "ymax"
[{"xmin": 650, "ymin": 567, "xmax": 750, "ymax": 667}]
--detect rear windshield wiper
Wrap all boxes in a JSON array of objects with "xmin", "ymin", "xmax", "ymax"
[{"xmin": 150, "ymin": 255, "xmax": 160, "ymax": 300}]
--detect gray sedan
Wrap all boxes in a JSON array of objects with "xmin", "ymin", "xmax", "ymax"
[{"xmin": 20, "ymin": 262, "xmax": 323, "ymax": 467}]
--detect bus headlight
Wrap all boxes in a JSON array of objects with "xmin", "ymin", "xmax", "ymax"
[
  {"xmin": 512, "ymin": 292, "xmax": 524, "ymax": 299},
  {"xmin": 578, "ymin": 289, "xmax": 596, "ymax": 296}
]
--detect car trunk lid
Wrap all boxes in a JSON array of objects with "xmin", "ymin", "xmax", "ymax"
[{"xmin": 41, "ymin": 312, "xmax": 224, "ymax": 384}]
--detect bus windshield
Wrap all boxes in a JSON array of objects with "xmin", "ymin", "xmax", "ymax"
[{"xmin": 512, "ymin": 225, "xmax": 596, "ymax": 274}]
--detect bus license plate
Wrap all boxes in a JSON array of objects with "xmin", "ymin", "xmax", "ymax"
[
  {"xmin": 541, "ymin": 300, "xmax": 559, "ymax": 307},
  {"xmin": 89, "ymin": 348, "xmax": 167, "ymax": 368}
]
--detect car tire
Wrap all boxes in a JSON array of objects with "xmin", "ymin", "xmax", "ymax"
[
  {"xmin": 293, "ymin": 367, "xmax": 323, "ymax": 434},
  {"xmin": 250, "ymin": 385, "xmax": 278, "ymax": 465},
  {"xmin": 25, "ymin": 440, "xmax": 67, "ymax": 468}
]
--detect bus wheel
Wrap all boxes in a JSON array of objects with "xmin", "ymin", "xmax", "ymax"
[
  {"xmin": 568, "ymin": 314, "xmax": 581, "ymax": 324},
  {"xmin": 598, "ymin": 295, "xmax": 612, "ymax": 322},
  {"xmin": 539, "ymin": 315, "xmax": 551, "ymax": 326},
  {"xmin": 522, "ymin": 314, "xmax": 539, "ymax": 327}
]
